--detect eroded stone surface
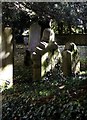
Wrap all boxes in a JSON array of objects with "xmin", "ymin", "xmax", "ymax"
[
  {"xmin": 62, "ymin": 42, "xmax": 80, "ymax": 76},
  {"xmin": 32, "ymin": 27, "xmax": 62, "ymax": 80},
  {"xmin": 1, "ymin": 27, "xmax": 13, "ymax": 88},
  {"xmin": 29, "ymin": 22, "xmax": 41, "ymax": 53}
]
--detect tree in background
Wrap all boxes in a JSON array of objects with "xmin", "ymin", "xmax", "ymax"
[{"xmin": 2, "ymin": 2, "xmax": 87, "ymax": 35}]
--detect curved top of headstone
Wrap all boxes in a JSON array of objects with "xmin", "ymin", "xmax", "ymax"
[
  {"xmin": 4, "ymin": 27, "xmax": 12, "ymax": 35},
  {"xmin": 65, "ymin": 42, "xmax": 77, "ymax": 52},
  {"xmin": 41, "ymin": 28, "xmax": 55, "ymax": 43},
  {"xmin": 29, "ymin": 22, "xmax": 41, "ymax": 52}
]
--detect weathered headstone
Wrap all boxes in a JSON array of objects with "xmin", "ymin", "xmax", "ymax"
[
  {"xmin": 41, "ymin": 28, "xmax": 61, "ymax": 77},
  {"xmin": 29, "ymin": 22, "xmax": 41, "ymax": 53},
  {"xmin": 62, "ymin": 42, "xmax": 80, "ymax": 76},
  {"xmin": 24, "ymin": 22, "xmax": 41, "ymax": 66},
  {"xmin": 32, "ymin": 27, "xmax": 62, "ymax": 80},
  {"xmin": 0, "ymin": 27, "xmax": 13, "ymax": 88},
  {"xmin": 24, "ymin": 21, "xmax": 41, "ymax": 79},
  {"xmin": 41, "ymin": 47, "xmax": 62, "ymax": 77},
  {"xmin": 41, "ymin": 28, "xmax": 55, "ymax": 43}
]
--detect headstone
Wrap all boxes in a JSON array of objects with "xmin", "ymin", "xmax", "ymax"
[
  {"xmin": 32, "ymin": 27, "xmax": 62, "ymax": 80},
  {"xmin": 29, "ymin": 22, "xmax": 41, "ymax": 53},
  {"xmin": 24, "ymin": 22, "xmax": 41, "ymax": 66},
  {"xmin": 41, "ymin": 28, "xmax": 55, "ymax": 43},
  {"xmin": 41, "ymin": 28, "xmax": 62, "ymax": 77},
  {"xmin": 0, "ymin": 27, "xmax": 13, "ymax": 88},
  {"xmin": 62, "ymin": 42, "xmax": 80, "ymax": 76}
]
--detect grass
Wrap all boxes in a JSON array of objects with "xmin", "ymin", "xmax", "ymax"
[
  {"xmin": 80, "ymin": 57, "xmax": 87, "ymax": 71},
  {"xmin": 2, "ymin": 44, "xmax": 87, "ymax": 120}
]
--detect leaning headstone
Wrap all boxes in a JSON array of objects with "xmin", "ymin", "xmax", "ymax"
[
  {"xmin": 32, "ymin": 27, "xmax": 62, "ymax": 80},
  {"xmin": 0, "ymin": 27, "xmax": 13, "ymax": 88},
  {"xmin": 62, "ymin": 42, "xmax": 80, "ymax": 76},
  {"xmin": 41, "ymin": 28, "xmax": 62, "ymax": 77}
]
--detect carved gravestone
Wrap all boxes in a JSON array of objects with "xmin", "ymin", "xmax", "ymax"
[
  {"xmin": 62, "ymin": 42, "xmax": 80, "ymax": 76},
  {"xmin": 0, "ymin": 27, "xmax": 13, "ymax": 88}
]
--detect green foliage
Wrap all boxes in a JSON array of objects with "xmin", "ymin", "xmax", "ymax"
[
  {"xmin": 2, "ymin": 73, "xmax": 87, "ymax": 120},
  {"xmin": 2, "ymin": 44, "xmax": 87, "ymax": 120},
  {"xmin": 2, "ymin": 2, "xmax": 87, "ymax": 34},
  {"xmin": 51, "ymin": 20, "xmax": 58, "ymax": 34},
  {"xmin": 80, "ymin": 57, "xmax": 87, "ymax": 71}
]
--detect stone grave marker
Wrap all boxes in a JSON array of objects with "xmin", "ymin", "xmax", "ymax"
[
  {"xmin": 32, "ymin": 27, "xmax": 62, "ymax": 80},
  {"xmin": 0, "ymin": 27, "xmax": 13, "ymax": 88},
  {"xmin": 29, "ymin": 22, "xmax": 41, "ymax": 53},
  {"xmin": 62, "ymin": 42, "xmax": 80, "ymax": 76},
  {"xmin": 41, "ymin": 28, "xmax": 61, "ymax": 77},
  {"xmin": 24, "ymin": 22, "xmax": 41, "ymax": 66},
  {"xmin": 26, "ymin": 22, "xmax": 41, "ymax": 79}
]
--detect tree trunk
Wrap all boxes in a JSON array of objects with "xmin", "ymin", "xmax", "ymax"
[
  {"xmin": 58, "ymin": 22, "xmax": 63, "ymax": 35},
  {"xmin": 68, "ymin": 23, "xmax": 72, "ymax": 34}
]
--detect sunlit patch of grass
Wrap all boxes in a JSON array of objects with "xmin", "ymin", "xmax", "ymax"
[{"xmin": 80, "ymin": 71, "xmax": 87, "ymax": 75}]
